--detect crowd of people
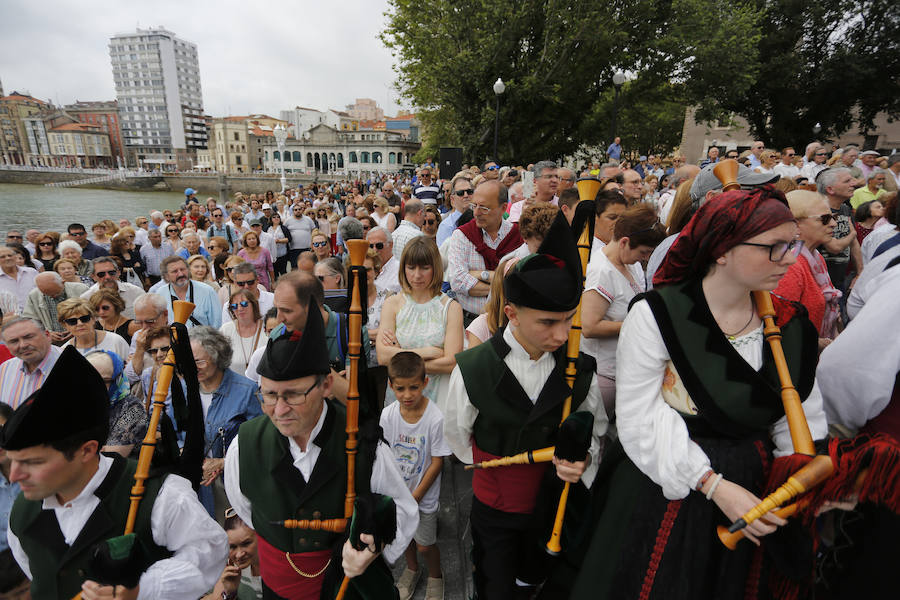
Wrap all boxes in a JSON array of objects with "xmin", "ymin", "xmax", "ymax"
[{"xmin": 0, "ymin": 140, "xmax": 898, "ymax": 600}]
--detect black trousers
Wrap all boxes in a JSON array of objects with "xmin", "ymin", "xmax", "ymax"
[
  {"xmin": 288, "ymin": 248, "xmax": 310, "ymax": 269},
  {"xmin": 274, "ymin": 253, "xmax": 289, "ymax": 278},
  {"xmin": 470, "ymin": 497, "xmax": 547, "ymax": 599}
]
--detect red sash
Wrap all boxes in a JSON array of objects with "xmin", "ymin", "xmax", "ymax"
[
  {"xmin": 256, "ymin": 534, "xmax": 332, "ymax": 600},
  {"xmin": 458, "ymin": 220, "xmax": 522, "ymax": 270},
  {"xmin": 471, "ymin": 442, "xmax": 548, "ymax": 514}
]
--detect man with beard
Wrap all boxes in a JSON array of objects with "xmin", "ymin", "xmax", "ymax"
[{"xmin": 154, "ymin": 256, "xmax": 221, "ymax": 328}]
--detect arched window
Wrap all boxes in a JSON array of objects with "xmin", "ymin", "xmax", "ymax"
[
  {"xmin": 372, "ymin": 152, "xmax": 382, "ymax": 164},
  {"xmin": 307, "ymin": 152, "xmax": 313, "ymax": 167},
  {"xmin": 293, "ymin": 151, "xmax": 301, "ymax": 162},
  {"xmin": 361, "ymin": 151, "xmax": 370, "ymax": 163},
  {"xmin": 283, "ymin": 152, "xmax": 292, "ymax": 162},
  {"xmin": 337, "ymin": 153, "xmax": 344, "ymax": 168},
  {"xmin": 273, "ymin": 150, "xmax": 280, "ymax": 160},
  {"xmin": 320, "ymin": 153, "xmax": 328, "ymax": 173},
  {"xmin": 264, "ymin": 151, "xmax": 269, "ymax": 160},
  {"xmin": 389, "ymin": 152, "xmax": 396, "ymax": 164},
  {"xmin": 349, "ymin": 151, "xmax": 358, "ymax": 163},
  {"xmin": 314, "ymin": 154, "xmax": 321, "ymax": 170},
  {"xmin": 329, "ymin": 152, "xmax": 336, "ymax": 163}
]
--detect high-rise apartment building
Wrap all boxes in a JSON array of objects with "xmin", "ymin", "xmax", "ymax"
[{"xmin": 108, "ymin": 27, "xmax": 206, "ymax": 170}]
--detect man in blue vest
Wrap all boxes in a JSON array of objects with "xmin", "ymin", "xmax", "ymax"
[
  {"xmin": 2, "ymin": 347, "xmax": 226, "ymax": 600},
  {"xmin": 444, "ymin": 211, "xmax": 608, "ymax": 599}
]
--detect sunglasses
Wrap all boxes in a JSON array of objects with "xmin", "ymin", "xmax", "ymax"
[
  {"xmin": 38, "ymin": 241, "xmax": 54, "ymax": 247},
  {"xmin": 147, "ymin": 345, "xmax": 171, "ymax": 356},
  {"xmin": 805, "ymin": 213, "xmax": 836, "ymax": 225},
  {"xmin": 166, "ymin": 229, "xmax": 178, "ymax": 234},
  {"xmin": 69, "ymin": 231, "xmax": 86, "ymax": 236},
  {"xmin": 229, "ymin": 300, "xmax": 250, "ymax": 310},
  {"xmin": 369, "ymin": 242, "xmax": 385, "ymax": 250},
  {"xmin": 95, "ymin": 269, "xmax": 118, "ymax": 278},
  {"xmin": 486, "ymin": 165, "xmax": 500, "ymax": 171},
  {"xmin": 815, "ymin": 152, "xmax": 827, "ymax": 156},
  {"xmin": 234, "ymin": 279, "xmax": 256, "ymax": 287},
  {"xmin": 312, "ymin": 241, "xmax": 328, "ymax": 248},
  {"xmin": 424, "ymin": 219, "xmax": 436, "ymax": 225},
  {"xmin": 63, "ymin": 314, "xmax": 92, "ymax": 326},
  {"xmin": 97, "ymin": 304, "xmax": 113, "ymax": 311},
  {"xmin": 454, "ymin": 189, "xmax": 473, "ymax": 197},
  {"xmin": 7, "ymin": 235, "xmax": 22, "ymax": 240}
]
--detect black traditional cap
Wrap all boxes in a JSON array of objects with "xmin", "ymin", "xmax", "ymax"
[
  {"xmin": 0, "ymin": 346, "xmax": 109, "ymax": 451},
  {"xmin": 503, "ymin": 209, "xmax": 582, "ymax": 312},
  {"xmin": 257, "ymin": 297, "xmax": 330, "ymax": 381}
]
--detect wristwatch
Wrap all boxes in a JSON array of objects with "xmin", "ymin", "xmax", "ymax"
[{"xmin": 481, "ymin": 270, "xmax": 491, "ymax": 282}]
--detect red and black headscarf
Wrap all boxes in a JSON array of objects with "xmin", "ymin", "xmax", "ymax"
[{"xmin": 653, "ymin": 185, "xmax": 795, "ymax": 287}]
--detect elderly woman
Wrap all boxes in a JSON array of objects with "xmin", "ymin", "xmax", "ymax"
[
  {"xmin": 189, "ymin": 254, "xmax": 221, "ymax": 292},
  {"xmin": 237, "ymin": 230, "xmax": 274, "ymax": 291},
  {"xmin": 33, "ymin": 231, "xmax": 60, "ymax": 271},
  {"xmin": 59, "ymin": 297, "xmax": 129, "ymax": 360},
  {"xmin": 53, "ymin": 257, "xmax": 83, "ymax": 284},
  {"xmin": 110, "ymin": 230, "xmax": 146, "ymax": 286},
  {"xmin": 92, "ymin": 221, "xmax": 112, "ymax": 250},
  {"xmin": 754, "ymin": 149, "xmax": 779, "ymax": 174},
  {"xmin": 377, "ymin": 236, "xmax": 463, "ymax": 410},
  {"xmin": 315, "ymin": 256, "xmax": 348, "ymax": 313},
  {"xmin": 372, "ymin": 196, "xmax": 398, "ymax": 232},
  {"xmin": 90, "ymin": 288, "xmax": 136, "ymax": 345},
  {"xmin": 219, "ymin": 289, "xmax": 265, "ymax": 375},
  {"xmin": 189, "ymin": 325, "xmax": 264, "ymax": 518},
  {"xmin": 86, "ymin": 350, "xmax": 149, "ymax": 458},
  {"xmin": 773, "ymin": 190, "xmax": 841, "ymax": 346}
]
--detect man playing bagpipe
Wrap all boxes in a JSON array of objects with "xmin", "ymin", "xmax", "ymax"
[
  {"xmin": 224, "ymin": 296, "xmax": 418, "ymax": 600},
  {"xmin": 443, "ymin": 210, "xmax": 609, "ymax": 599},
  {"xmin": 3, "ymin": 346, "xmax": 227, "ymax": 600}
]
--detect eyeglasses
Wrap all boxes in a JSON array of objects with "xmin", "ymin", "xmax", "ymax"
[
  {"xmin": 69, "ymin": 231, "xmax": 86, "ymax": 236},
  {"xmin": 63, "ymin": 314, "xmax": 92, "ymax": 326},
  {"xmin": 224, "ymin": 266, "xmax": 234, "ymax": 273},
  {"xmin": 213, "ymin": 213, "xmax": 223, "ymax": 217},
  {"xmin": 234, "ymin": 279, "xmax": 256, "ymax": 288},
  {"xmin": 133, "ymin": 315, "xmax": 164, "ymax": 326},
  {"xmin": 469, "ymin": 203, "xmax": 495, "ymax": 214},
  {"xmin": 453, "ymin": 189, "xmax": 473, "ymax": 197},
  {"xmin": 147, "ymin": 345, "xmax": 171, "ymax": 356},
  {"xmin": 420, "ymin": 173, "xmax": 432, "ymax": 177},
  {"xmin": 260, "ymin": 378, "xmax": 322, "ymax": 406},
  {"xmin": 804, "ymin": 213, "xmax": 836, "ymax": 225},
  {"xmin": 539, "ymin": 174, "xmax": 560, "ymax": 180},
  {"xmin": 6, "ymin": 235, "xmax": 22, "ymax": 240},
  {"xmin": 738, "ymin": 239, "xmax": 804, "ymax": 262},
  {"xmin": 486, "ymin": 165, "xmax": 500, "ymax": 171},
  {"xmin": 369, "ymin": 242, "xmax": 385, "ymax": 250},
  {"xmin": 97, "ymin": 304, "xmax": 113, "ymax": 311},
  {"xmin": 95, "ymin": 269, "xmax": 118, "ymax": 278},
  {"xmin": 166, "ymin": 229, "xmax": 178, "ymax": 234},
  {"xmin": 815, "ymin": 152, "xmax": 827, "ymax": 156},
  {"xmin": 312, "ymin": 241, "xmax": 328, "ymax": 248},
  {"xmin": 785, "ymin": 153, "xmax": 795, "ymax": 157},
  {"xmin": 229, "ymin": 300, "xmax": 250, "ymax": 310},
  {"xmin": 38, "ymin": 241, "xmax": 54, "ymax": 247},
  {"xmin": 316, "ymin": 275, "xmax": 327, "ymax": 282},
  {"xmin": 424, "ymin": 219, "xmax": 436, "ymax": 225},
  {"xmin": 194, "ymin": 359, "xmax": 208, "ymax": 368}
]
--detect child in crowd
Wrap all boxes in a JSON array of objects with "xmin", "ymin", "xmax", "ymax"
[{"xmin": 380, "ymin": 352, "xmax": 451, "ymax": 600}]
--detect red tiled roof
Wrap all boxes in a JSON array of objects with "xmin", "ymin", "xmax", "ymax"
[{"xmin": 1, "ymin": 93, "xmax": 49, "ymax": 105}]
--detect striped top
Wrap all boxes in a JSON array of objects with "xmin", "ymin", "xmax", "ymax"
[{"xmin": 0, "ymin": 345, "xmax": 62, "ymax": 409}]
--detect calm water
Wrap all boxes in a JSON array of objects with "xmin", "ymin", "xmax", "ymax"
[{"xmin": 0, "ymin": 184, "xmax": 185, "ymax": 234}]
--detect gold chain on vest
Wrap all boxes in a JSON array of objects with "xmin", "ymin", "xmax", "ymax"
[{"xmin": 284, "ymin": 552, "xmax": 331, "ymax": 578}]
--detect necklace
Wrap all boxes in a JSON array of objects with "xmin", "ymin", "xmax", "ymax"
[
  {"xmin": 285, "ymin": 553, "xmax": 330, "ymax": 578},
  {"xmin": 237, "ymin": 321, "xmax": 262, "ymax": 366},
  {"xmin": 722, "ymin": 306, "xmax": 756, "ymax": 340}
]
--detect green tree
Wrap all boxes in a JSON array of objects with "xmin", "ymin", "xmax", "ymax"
[{"xmin": 381, "ymin": 0, "xmax": 761, "ymax": 164}]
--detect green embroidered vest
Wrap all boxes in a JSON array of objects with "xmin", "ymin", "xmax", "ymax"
[
  {"xmin": 238, "ymin": 400, "xmax": 375, "ymax": 553},
  {"xmin": 8, "ymin": 455, "xmax": 171, "ymax": 600},
  {"xmin": 645, "ymin": 279, "xmax": 818, "ymax": 438},
  {"xmin": 457, "ymin": 328, "xmax": 596, "ymax": 457}
]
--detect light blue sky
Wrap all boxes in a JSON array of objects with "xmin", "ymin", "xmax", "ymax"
[{"xmin": 0, "ymin": 0, "xmax": 406, "ymax": 118}]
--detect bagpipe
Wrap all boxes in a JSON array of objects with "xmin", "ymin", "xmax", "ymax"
[
  {"xmin": 464, "ymin": 176, "xmax": 601, "ymax": 555},
  {"xmin": 709, "ymin": 160, "xmax": 900, "ymax": 550},
  {"xmin": 72, "ymin": 300, "xmax": 199, "ymax": 599},
  {"xmin": 273, "ymin": 238, "xmax": 396, "ymax": 600}
]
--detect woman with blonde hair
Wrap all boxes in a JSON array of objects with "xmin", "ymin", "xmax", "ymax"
[
  {"xmin": 237, "ymin": 230, "xmax": 274, "ymax": 291},
  {"xmin": 377, "ymin": 236, "xmax": 463, "ymax": 410},
  {"xmin": 755, "ymin": 149, "xmax": 779, "ymax": 174},
  {"xmin": 217, "ymin": 255, "xmax": 248, "ymax": 304},
  {"xmin": 372, "ymin": 196, "xmax": 398, "ymax": 232},
  {"xmin": 188, "ymin": 254, "xmax": 221, "ymax": 292},
  {"xmin": 465, "ymin": 257, "xmax": 516, "ymax": 348}
]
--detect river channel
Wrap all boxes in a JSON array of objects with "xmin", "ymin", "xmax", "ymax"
[{"xmin": 0, "ymin": 184, "xmax": 185, "ymax": 234}]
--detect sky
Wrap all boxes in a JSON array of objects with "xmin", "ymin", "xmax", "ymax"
[{"xmin": 0, "ymin": 0, "xmax": 407, "ymax": 118}]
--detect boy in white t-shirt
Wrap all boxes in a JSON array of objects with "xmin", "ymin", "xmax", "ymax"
[{"xmin": 380, "ymin": 352, "xmax": 451, "ymax": 600}]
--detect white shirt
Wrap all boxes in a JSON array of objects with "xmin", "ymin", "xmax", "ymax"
[
  {"xmin": 818, "ymin": 274, "xmax": 900, "ymax": 431},
  {"xmin": 801, "ymin": 162, "xmax": 827, "ymax": 182},
  {"xmin": 224, "ymin": 403, "xmax": 418, "ymax": 564},
  {"xmin": 8, "ymin": 455, "xmax": 227, "ymax": 600},
  {"xmin": 846, "ymin": 242, "xmax": 900, "ymax": 320},
  {"xmin": 861, "ymin": 227, "xmax": 898, "ymax": 265},
  {"xmin": 62, "ymin": 330, "xmax": 130, "ymax": 362},
  {"xmin": 81, "ymin": 281, "xmax": 145, "ymax": 319},
  {"xmin": 581, "ymin": 251, "xmax": 645, "ymax": 378},
  {"xmin": 219, "ymin": 320, "xmax": 267, "ymax": 375},
  {"xmin": 134, "ymin": 227, "xmax": 150, "ymax": 247},
  {"xmin": 258, "ymin": 230, "xmax": 276, "ymax": 259},
  {"xmin": 375, "ymin": 256, "xmax": 401, "ymax": 294},
  {"xmin": 0, "ymin": 266, "xmax": 38, "ymax": 312},
  {"xmin": 391, "ymin": 220, "xmax": 424, "ymax": 260},
  {"xmin": 443, "ymin": 325, "xmax": 608, "ymax": 484},
  {"xmin": 220, "ymin": 290, "xmax": 275, "ymax": 325},
  {"xmin": 615, "ymin": 300, "xmax": 828, "ymax": 500},
  {"xmin": 645, "ymin": 233, "xmax": 679, "ymax": 290},
  {"xmin": 773, "ymin": 163, "xmax": 801, "ymax": 179}
]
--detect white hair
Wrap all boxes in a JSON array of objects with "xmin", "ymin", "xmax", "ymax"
[
  {"xmin": 133, "ymin": 293, "xmax": 167, "ymax": 316},
  {"xmin": 57, "ymin": 240, "xmax": 83, "ymax": 255},
  {"xmin": 180, "ymin": 231, "xmax": 200, "ymax": 241},
  {"xmin": 367, "ymin": 226, "xmax": 393, "ymax": 243},
  {"xmin": 150, "ymin": 211, "xmax": 164, "ymax": 220}
]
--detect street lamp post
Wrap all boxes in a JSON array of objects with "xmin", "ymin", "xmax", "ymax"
[
  {"xmin": 492, "ymin": 77, "xmax": 505, "ymax": 163},
  {"xmin": 610, "ymin": 71, "xmax": 625, "ymax": 148},
  {"xmin": 273, "ymin": 124, "xmax": 288, "ymax": 193}
]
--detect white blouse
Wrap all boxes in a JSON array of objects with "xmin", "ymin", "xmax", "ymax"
[{"xmin": 615, "ymin": 299, "xmax": 828, "ymax": 500}]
